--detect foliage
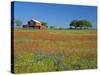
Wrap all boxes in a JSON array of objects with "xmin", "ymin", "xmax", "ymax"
[
  {"xmin": 82, "ymin": 20, "xmax": 92, "ymax": 29},
  {"xmin": 69, "ymin": 20, "xmax": 92, "ymax": 29},
  {"xmin": 15, "ymin": 19, "xmax": 23, "ymax": 28},
  {"xmin": 42, "ymin": 22, "xmax": 48, "ymax": 28},
  {"xmin": 69, "ymin": 20, "xmax": 78, "ymax": 29}
]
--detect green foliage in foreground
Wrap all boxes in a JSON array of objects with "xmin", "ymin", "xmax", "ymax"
[{"xmin": 14, "ymin": 51, "xmax": 97, "ymax": 73}]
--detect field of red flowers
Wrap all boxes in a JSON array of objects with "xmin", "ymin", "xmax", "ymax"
[{"xmin": 13, "ymin": 29, "xmax": 97, "ymax": 73}]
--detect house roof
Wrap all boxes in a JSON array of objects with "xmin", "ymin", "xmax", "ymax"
[{"xmin": 32, "ymin": 19, "xmax": 41, "ymax": 23}]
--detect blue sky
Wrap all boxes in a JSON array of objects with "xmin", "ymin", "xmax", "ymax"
[{"xmin": 12, "ymin": 1, "xmax": 97, "ymax": 28}]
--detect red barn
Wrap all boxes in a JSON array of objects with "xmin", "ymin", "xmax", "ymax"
[{"xmin": 26, "ymin": 19, "xmax": 47, "ymax": 29}]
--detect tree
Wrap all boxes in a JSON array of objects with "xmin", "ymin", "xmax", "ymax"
[
  {"xmin": 69, "ymin": 20, "xmax": 92, "ymax": 29},
  {"xmin": 82, "ymin": 20, "xmax": 92, "ymax": 29},
  {"xmin": 69, "ymin": 20, "xmax": 78, "ymax": 29},
  {"xmin": 15, "ymin": 19, "xmax": 23, "ymax": 28},
  {"xmin": 76, "ymin": 20, "xmax": 84, "ymax": 29},
  {"xmin": 42, "ymin": 22, "xmax": 48, "ymax": 28}
]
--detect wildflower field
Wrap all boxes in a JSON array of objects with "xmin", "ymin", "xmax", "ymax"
[{"xmin": 13, "ymin": 29, "xmax": 97, "ymax": 73}]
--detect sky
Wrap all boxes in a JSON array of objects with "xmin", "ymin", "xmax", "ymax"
[{"xmin": 12, "ymin": 1, "xmax": 97, "ymax": 28}]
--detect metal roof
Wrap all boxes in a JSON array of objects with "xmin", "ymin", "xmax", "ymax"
[{"xmin": 32, "ymin": 19, "xmax": 41, "ymax": 23}]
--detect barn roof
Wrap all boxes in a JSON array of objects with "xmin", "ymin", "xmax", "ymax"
[{"xmin": 32, "ymin": 19, "xmax": 41, "ymax": 23}]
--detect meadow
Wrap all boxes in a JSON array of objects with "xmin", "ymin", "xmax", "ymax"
[{"xmin": 13, "ymin": 29, "xmax": 97, "ymax": 73}]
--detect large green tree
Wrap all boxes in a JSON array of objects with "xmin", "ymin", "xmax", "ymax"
[
  {"xmin": 69, "ymin": 20, "xmax": 92, "ymax": 29},
  {"xmin": 76, "ymin": 20, "xmax": 85, "ymax": 29},
  {"xmin": 15, "ymin": 19, "xmax": 23, "ymax": 28},
  {"xmin": 69, "ymin": 20, "xmax": 78, "ymax": 29}
]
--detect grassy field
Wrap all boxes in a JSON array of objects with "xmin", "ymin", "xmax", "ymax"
[{"xmin": 13, "ymin": 29, "xmax": 97, "ymax": 73}]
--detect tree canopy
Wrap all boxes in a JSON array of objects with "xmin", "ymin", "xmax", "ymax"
[
  {"xmin": 15, "ymin": 19, "xmax": 23, "ymax": 28},
  {"xmin": 42, "ymin": 22, "xmax": 48, "ymax": 28},
  {"xmin": 69, "ymin": 20, "xmax": 92, "ymax": 29},
  {"xmin": 69, "ymin": 20, "xmax": 78, "ymax": 29}
]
